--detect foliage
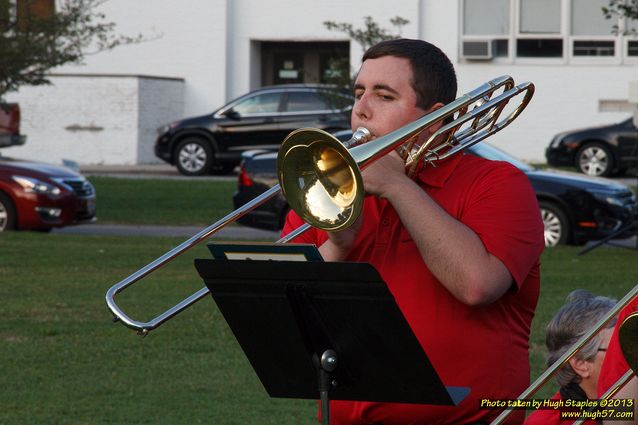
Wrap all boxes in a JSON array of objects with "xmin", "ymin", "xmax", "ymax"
[
  {"xmin": 602, "ymin": 0, "xmax": 638, "ymax": 35},
  {"xmin": 323, "ymin": 16, "xmax": 409, "ymax": 52},
  {"xmin": 0, "ymin": 0, "xmax": 146, "ymax": 101},
  {"xmin": 321, "ymin": 16, "xmax": 409, "ymax": 90}
]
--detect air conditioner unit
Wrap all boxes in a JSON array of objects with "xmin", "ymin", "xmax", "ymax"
[{"xmin": 461, "ymin": 40, "xmax": 495, "ymax": 60}]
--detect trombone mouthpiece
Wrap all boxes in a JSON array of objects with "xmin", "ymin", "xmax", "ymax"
[{"xmin": 345, "ymin": 127, "xmax": 372, "ymax": 148}]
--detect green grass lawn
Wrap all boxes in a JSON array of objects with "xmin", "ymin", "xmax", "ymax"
[
  {"xmin": 1, "ymin": 231, "xmax": 636, "ymax": 424},
  {"xmin": 0, "ymin": 177, "xmax": 636, "ymax": 424},
  {"xmin": 89, "ymin": 177, "xmax": 237, "ymax": 226}
]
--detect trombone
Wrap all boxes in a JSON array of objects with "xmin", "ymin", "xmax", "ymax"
[
  {"xmin": 105, "ymin": 75, "xmax": 535, "ymax": 335},
  {"xmin": 490, "ymin": 286, "xmax": 638, "ymax": 425}
]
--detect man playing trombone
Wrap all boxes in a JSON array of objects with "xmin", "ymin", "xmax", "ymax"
[{"xmin": 282, "ymin": 38, "xmax": 545, "ymax": 424}]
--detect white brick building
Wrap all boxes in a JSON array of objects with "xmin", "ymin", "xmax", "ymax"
[{"xmin": 4, "ymin": 0, "xmax": 638, "ymax": 165}]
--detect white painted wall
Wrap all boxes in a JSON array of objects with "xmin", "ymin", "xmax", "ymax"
[
  {"xmin": 52, "ymin": 0, "xmax": 227, "ymax": 118},
  {"xmin": 4, "ymin": 75, "xmax": 183, "ymax": 165},
  {"xmin": 226, "ymin": 0, "xmax": 421, "ymax": 99},
  {"xmin": 456, "ymin": 64, "xmax": 638, "ymax": 162}
]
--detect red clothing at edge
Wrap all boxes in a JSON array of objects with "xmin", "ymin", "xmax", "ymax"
[
  {"xmin": 282, "ymin": 152, "xmax": 544, "ymax": 425},
  {"xmin": 597, "ymin": 298, "xmax": 638, "ymax": 396}
]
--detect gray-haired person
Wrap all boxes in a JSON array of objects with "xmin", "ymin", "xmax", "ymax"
[{"xmin": 525, "ymin": 289, "xmax": 617, "ymax": 425}]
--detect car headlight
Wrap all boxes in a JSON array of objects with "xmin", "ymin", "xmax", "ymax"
[
  {"xmin": 157, "ymin": 122, "xmax": 178, "ymax": 136},
  {"xmin": 550, "ymin": 131, "xmax": 579, "ymax": 149},
  {"xmin": 12, "ymin": 175, "xmax": 62, "ymax": 196},
  {"xmin": 586, "ymin": 188, "xmax": 628, "ymax": 207}
]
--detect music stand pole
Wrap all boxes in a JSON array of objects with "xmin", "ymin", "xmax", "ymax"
[{"xmin": 316, "ymin": 350, "xmax": 338, "ymax": 425}]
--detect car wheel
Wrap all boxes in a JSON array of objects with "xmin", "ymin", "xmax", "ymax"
[
  {"xmin": 539, "ymin": 200, "xmax": 569, "ymax": 247},
  {"xmin": 0, "ymin": 192, "xmax": 17, "ymax": 231},
  {"xmin": 576, "ymin": 142, "xmax": 614, "ymax": 177},
  {"xmin": 175, "ymin": 137, "xmax": 214, "ymax": 176}
]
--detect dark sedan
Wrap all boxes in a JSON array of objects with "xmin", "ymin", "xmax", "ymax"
[
  {"xmin": 0, "ymin": 156, "xmax": 96, "ymax": 231},
  {"xmin": 154, "ymin": 84, "xmax": 352, "ymax": 176},
  {"xmin": 233, "ymin": 140, "xmax": 637, "ymax": 247},
  {"xmin": 546, "ymin": 117, "xmax": 638, "ymax": 177}
]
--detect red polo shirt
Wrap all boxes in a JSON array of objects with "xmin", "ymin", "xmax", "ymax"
[
  {"xmin": 282, "ymin": 152, "xmax": 544, "ymax": 425},
  {"xmin": 597, "ymin": 298, "xmax": 638, "ymax": 396}
]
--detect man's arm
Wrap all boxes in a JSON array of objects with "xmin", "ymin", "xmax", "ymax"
[{"xmin": 321, "ymin": 151, "xmax": 518, "ymax": 306}]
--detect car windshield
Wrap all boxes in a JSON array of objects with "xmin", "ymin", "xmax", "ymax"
[{"xmin": 468, "ymin": 143, "xmax": 535, "ymax": 172}]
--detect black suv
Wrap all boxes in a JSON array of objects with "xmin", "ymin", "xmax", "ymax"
[{"xmin": 154, "ymin": 84, "xmax": 352, "ymax": 176}]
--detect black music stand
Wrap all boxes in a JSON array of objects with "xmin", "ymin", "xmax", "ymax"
[{"xmin": 194, "ymin": 259, "xmax": 469, "ymax": 425}]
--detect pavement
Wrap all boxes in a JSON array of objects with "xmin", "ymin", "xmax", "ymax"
[{"xmin": 79, "ymin": 163, "xmax": 238, "ymax": 181}]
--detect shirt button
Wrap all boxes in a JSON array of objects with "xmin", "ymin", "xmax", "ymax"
[{"xmin": 381, "ymin": 219, "xmax": 390, "ymax": 226}]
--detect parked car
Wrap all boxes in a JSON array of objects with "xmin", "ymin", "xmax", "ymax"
[
  {"xmin": 0, "ymin": 156, "xmax": 96, "ymax": 231},
  {"xmin": 0, "ymin": 103, "xmax": 26, "ymax": 148},
  {"xmin": 154, "ymin": 84, "xmax": 352, "ymax": 176},
  {"xmin": 233, "ymin": 132, "xmax": 637, "ymax": 247},
  {"xmin": 546, "ymin": 117, "xmax": 638, "ymax": 177}
]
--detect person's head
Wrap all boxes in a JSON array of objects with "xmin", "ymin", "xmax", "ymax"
[
  {"xmin": 546, "ymin": 290, "xmax": 617, "ymax": 398},
  {"xmin": 352, "ymin": 38, "xmax": 457, "ymax": 138}
]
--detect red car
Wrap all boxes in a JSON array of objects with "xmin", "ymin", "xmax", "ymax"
[{"xmin": 0, "ymin": 156, "xmax": 96, "ymax": 231}]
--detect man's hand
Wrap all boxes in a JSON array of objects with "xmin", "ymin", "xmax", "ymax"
[
  {"xmin": 361, "ymin": 150, "xmax": 408, "ymax": 198},
  {"xmin": 318, "ymin": 214, "xmax": 363, "ymax": 261}
]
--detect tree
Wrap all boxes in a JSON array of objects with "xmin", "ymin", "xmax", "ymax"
[
  {"xmin": 324, "ymin": 15, "xmax": 409, "ymax": 52},
  {"xmin": 0, "ymin": 0, "xmax": 146, "ymax": 101},
  {"xmin": 602, "ymin": 0, "xmax": 638, "ymax": 35},
  {"xmin": 321, "ymin": 16, "xmax": 409, "ymax": 91}
]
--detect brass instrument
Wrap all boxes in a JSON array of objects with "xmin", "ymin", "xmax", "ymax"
[
  {"xmin": 490, "ymin": 286, "xmax": 638, "ymax": 425},
  {"xmin": 105, "ymin": 75, "xmax": 535, "ymax": 335}
]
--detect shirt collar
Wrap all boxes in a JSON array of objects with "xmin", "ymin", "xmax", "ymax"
[{"xmin": 415, "ymin": 151, "xmax": 465, "ymax": 188}]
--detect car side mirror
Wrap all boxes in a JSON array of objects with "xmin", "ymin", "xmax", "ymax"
[{"xmin": 223, "ymin": 108, "xmax": 241, "ymax": 120}]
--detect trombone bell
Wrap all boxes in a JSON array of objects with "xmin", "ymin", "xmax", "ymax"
[{"xmin": 277, "ymin": 128, "xmax": 364, "ymax": 231}]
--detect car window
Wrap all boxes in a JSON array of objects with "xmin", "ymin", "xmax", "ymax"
[
  {"xmin": 232, "ymin": 92, "xmax": 282, "ymax": 115},
  {"xmin": 285, "ymin": 91, "xmax": 331, "ymax": 112}
]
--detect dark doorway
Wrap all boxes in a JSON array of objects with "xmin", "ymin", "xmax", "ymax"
[{"xmin": 261, "ymin": 41, "xmax": 349, "ymax": 86}]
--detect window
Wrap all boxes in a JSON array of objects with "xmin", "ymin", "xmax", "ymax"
[
  {"xmin": 520, "ymin": 0, "xmax": 561, "ymax": 34},
  {"xmin": 286, "ymin": 91, "xmax": 329, "ymax": 112},
  {"xmin": 17, "ymin": 0, "xmax": 55, "ymax": 31},
  {"xmin": 461, "ymin": 0, "xmax": 510, "ymax": 58},
  {"xmin": 232, "ymin": 92, "xmax": 282, "ymax": 115},
  {"xmin": 571, "ymin": 0, "xmax": 616, "ymax": 57},
  {"xmin": 517, "ymin": 0, "xmax": 563, "ymax": 57},
  {"xmin": 517, "ymin": 39, "xmax": 563, "ymax": 57},
  {"xmin": 463, "ymin": 0, "xmax": 510, "ymax": 35},
  {"xmin": 460, "ymin": 0, "xmax": 631, "ymax": 62}
]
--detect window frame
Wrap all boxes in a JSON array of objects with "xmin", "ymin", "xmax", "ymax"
[{"xmin": 459, "ymin": 0, "xmax": 632, "ymax": 65}]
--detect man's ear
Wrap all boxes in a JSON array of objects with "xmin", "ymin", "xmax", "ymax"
[
  {"xmin": 423, "ymin": 102, "xmax": 446, "ymax": 134},
  {"xmin": 568, "ymin": 357, "xmax": 593, "ymax": 379}
]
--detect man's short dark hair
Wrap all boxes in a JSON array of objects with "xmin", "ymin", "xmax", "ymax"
[{"xmin": 362, "ymin": 38, "xmax": 457, "ymax": 110}]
